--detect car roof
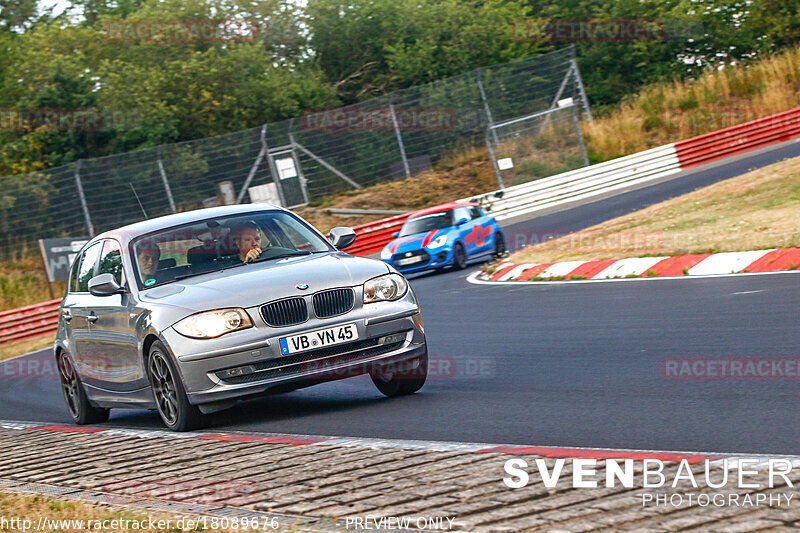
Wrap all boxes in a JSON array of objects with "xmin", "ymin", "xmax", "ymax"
[
  {"xmin": 92, "ymin": 204, "xmax": 285, "ymax": 244},
  {"xmin": 406, "ymin": 202, "xmax": 478, "ymax": 220}
]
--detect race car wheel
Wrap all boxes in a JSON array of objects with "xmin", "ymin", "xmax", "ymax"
[
  {"xmin": 57, "ymin": 351, "xmax": 109, "ymax": 425},
  {"xmin": 493, "ymin": 232, "xmax": 507, "ymax": 259},
  {"xmin": 147, "ymin": 341, "xmax": 206, "ymax": 432},
  {"xmin": 453, "ymin": 243, "xmax": 467, "ymax": 270},
  {"xmin": 370, "ymin": 352, "xmax": 428, "ymax": 397}
]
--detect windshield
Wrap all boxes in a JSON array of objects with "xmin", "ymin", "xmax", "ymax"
[
  {"xmin": 399, "ymin": 210, "xmax": 454, "ymax": 237},
  {"xmin": 130, "ymin": 211, "xmax": 333, "ymax": 289}
]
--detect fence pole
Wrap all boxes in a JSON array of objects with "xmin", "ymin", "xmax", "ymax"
[
  {"xmin": 476, "ymin": 70, "xmax": 500, "ymax": 145},
  {"xmin": 157, "ymin": 146, "xmax": 177, "ymax": 213},
  {"xmin": 389, "ymin": 103, "xmax": 411, "ymax": 179},
  {"xmin": 571, "ymin": 106, "xmax": 590, "ymax": 167},
  {"xmin": 287, "ymin": 118, "xmax": 313, "ymax": 203},
  {"xmin": 73, "ymin": 160, "xmax": 95, "ymax": 237},
  {"xmin": 572, "ymin": 59, "xmax": 593, "ymax": 122},
  {"xmin": 485, "ymin": 129, "xmax": 505, "ymax": 190},
  {"xmin": 237, "ymin": 124, "xmax": 268, "ymax": 204}
]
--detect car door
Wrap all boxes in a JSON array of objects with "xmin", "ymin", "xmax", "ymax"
[
  {"xmin": 67, "ymin": 241, "xmax": 103, "ymax": 376},
  {"xmin": 454, "ymin": 207, "xmax": 480, "ymax": 258},
  {"xmin": 82, "ymin": 239, "xmax": 146, "ymax": 391},
  {"xmin": 470, "ymin": 206, "xmax": 495, "ymax": 256}
]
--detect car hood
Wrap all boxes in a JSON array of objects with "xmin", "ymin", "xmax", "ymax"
[
  {"xmin": 385, "ymin": 228, "xmax": 451, "ymax": 255},
  {"xmin": 140, "ymin": 252, "xmax": 389, "ymax": 312}
]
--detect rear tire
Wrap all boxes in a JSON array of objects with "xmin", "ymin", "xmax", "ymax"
[
  {"xmin": 147, "ymin": 341, "xmax": 206, "ymax": 432},
  {"xmin": 370, "ymin": 352, "xmax": 428, "ymax": 397},
  {"xmin": 452, "ymin": 243, "xmax": 467, "ymax": 270},
  {"xmin": 57, "ymin": 351, "xmax": 109, "ymax": 425},
  {"xmin": 493, "ymin": 232, "xmax": 507, "ymax": 259}
]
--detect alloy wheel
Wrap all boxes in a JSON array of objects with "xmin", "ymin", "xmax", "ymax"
[
  {"xmin": 149, "ymin": 352, "xmax": 179, "ymax": 426},
  {"xmin": 57, "ymin": 353, "xmax": 80, "ymax": 419}
]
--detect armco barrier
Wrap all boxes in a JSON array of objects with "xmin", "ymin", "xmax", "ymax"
[
  {"xmin": 347, "ymin": 213, "xmax": 411, "ymax": 256},
  {"xmin": 0, "ymin": 299, "xmax": 60, "ymax": 346},
  {"xmin": 675, "ymin": 107, "xmax": 800, "ymax": 168}
]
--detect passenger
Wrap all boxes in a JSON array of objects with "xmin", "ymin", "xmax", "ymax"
[{"xmin": 230, "ymin": 222, "xmax": 263, "ymax": 263}]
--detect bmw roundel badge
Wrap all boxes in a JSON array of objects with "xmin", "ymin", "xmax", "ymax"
[{"xmin": 296, "ymin": 283, "xmax": 309, "ymax": 290}]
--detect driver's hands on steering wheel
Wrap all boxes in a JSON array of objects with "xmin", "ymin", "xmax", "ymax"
[{"xmin": 244, "ymin": 247, "xmax": 262, "ymax": 262}]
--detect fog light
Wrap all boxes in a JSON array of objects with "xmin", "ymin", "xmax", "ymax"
[
  {"xmin": 217, "ymin": 366, "xmax": 255, "ymax": 379},
  {"xmin": 435, "ymin": 252, "xmax": 447, "ymax": 263},
  {"xmin": 379, "ymin": 333, "xmax": 406, "ymax": 345}
]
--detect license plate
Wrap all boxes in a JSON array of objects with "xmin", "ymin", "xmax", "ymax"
[
  {"xmin": 396, "ymin": 257, "xmax": 421, "ymax": 266},
  {"xmin": 279, "ymin": 323, "xmax": 358, "ymax": 355}
]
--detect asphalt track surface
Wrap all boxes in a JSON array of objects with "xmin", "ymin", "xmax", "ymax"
[{"xmin": 2, "ymin": 141, "xmax": 800, "ymax": 455}]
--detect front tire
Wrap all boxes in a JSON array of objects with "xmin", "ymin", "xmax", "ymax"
[
  {"xmin": 452, "ymin": 243, "xmax": 467, "ymax": 270},
  {"xmin": 57, "ymin": 351, "xmax": 109, "ymax": 425},
  {"xmin": 147, "ymin": 341, "xmax": 205, "ymax": 432},
  {"xmin": 370, "ymin": 352, "xmax": 428, "ymax": 397}
]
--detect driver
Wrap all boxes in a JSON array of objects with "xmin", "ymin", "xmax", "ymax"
[
  {"xmin": 136, "ymin": 244, "xmax": 161, "ymax": 282},
  {"xmin": 230, "ymin": 221, "xmax": 263, "ymax": 263}
]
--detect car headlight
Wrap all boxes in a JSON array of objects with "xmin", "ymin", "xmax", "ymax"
[
  {"xmin": 173, "ymin": 308, "xmax": 253, "ymax": 339},
  {"xmin": 363, "ymin": 274, "xmax": 408, "ymax": 304},
  {"xmin": 428, "ymin": 235, "xmax": 447, "ymax": 248},
  {"xmin": 380, "ymin": 246, "xmax": 393, "ymax": 260}
]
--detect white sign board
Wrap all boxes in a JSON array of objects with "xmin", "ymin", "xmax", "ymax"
[
  {"xmin": 557, "ymin": 97, "xmax": 574, "ymax": 108},
  {"xmin": 249, "ymin": 183, "xmax": 282, "ymax": 206},
  {"xmin": 498, "ymin": 157, "xmax": 514, "ymax": 170},
  {"xmin": 275, "ymin": 157, "xmax": 298, "ymax": 180}
]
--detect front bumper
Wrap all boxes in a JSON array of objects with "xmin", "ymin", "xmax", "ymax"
[
  {"xmin": 384, "ymin": 247, "xmax": 453, "ymax": 274},
  {"xmin": 161, "ymin": 297, "xmax": 426, "ymax": 405}
]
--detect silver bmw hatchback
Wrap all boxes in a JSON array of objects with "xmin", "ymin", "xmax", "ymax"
[{"xmin": 55, "ymin": 205, "xmax": 427, "ymax": 431}]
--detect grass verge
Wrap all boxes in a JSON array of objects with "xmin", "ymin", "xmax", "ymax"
[
  {"xmin": 0, "ymin": 335, "xmax": 54, "ymax": 362},
  {"xmin": 501, "ymin": 154, "xmax": 800, "ymax": 266}
]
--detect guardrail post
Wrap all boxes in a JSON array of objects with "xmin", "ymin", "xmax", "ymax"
[
  {"xmin": 476, "ymin": 70, "xmax": 500, "ymax": 145},
  {"xmin": 485, "ymin": 129, "xmax": 505, "ymax": 190},
  {"xmin": 571, "ymin": 106, "xmax": 590, "ymax": 167},
  {"xmin": 74, "ymin": 160, "xmax": 95, "ymax": 237},
  {"xmin": 237, "ymin": 124, "xmax": 269, "ymax": 204},
  {"xmin": 157, "ymin": 146, "xmax": 177, "ymax": 213},
  {"xmin": 389, "ymin": 103, "xmax": 411, "ymax": 179},
  {"xmin": 572, "ymin": 58, "xmax": 593, "ymax": 123}
]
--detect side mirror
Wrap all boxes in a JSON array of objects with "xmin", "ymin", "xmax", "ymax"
[
  {"xmin": 392, "ymin": 232, "xmax": 399, "ymax": 238},
  {"xmin": 88, "ymin": 273, "xmax": 125, "ymax": 296},
  {"xmin": 456, "ymin": 217, "xmax": 469, "ymax": 226},
  {"xmin": 329, "ymin": 227, "xmax": 357, "ymax": 250}
]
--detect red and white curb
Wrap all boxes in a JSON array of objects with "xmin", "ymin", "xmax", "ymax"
[
  {"xmin": 1, "ymin": 420, "xmax": 796, "ymax": 469},
  {"xmin": 474, "ymin": 247, "xmax": 800, "ymax": 284}
]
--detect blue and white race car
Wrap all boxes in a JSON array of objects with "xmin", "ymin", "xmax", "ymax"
[{"xmin": 380, "ymin": 202, "xmax": 506, "ymax": 274}]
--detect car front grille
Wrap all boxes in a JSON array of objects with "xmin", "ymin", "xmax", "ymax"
[
  {"xmin": 217, "ymin": 336, "xmax": 407, "ymax": 384},
  {"xmin": 260, "ymin": 297, "xmax": 308, "ymax": 327},
  {"xmin": 392, "ymin": 250, "xmax": 430, "ymax": 267},
  {"xmin": 313, "ymin": 288, "xmax": 355, "ymax": 318}
]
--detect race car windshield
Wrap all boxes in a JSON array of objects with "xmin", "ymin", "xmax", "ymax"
[{"xmin": 399, "ymin": 211, "xmax": 454, "ymax": 236}]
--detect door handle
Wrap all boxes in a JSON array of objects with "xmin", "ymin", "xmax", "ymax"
[
  {"xmin": 87, "ymin": 313, "xmax": 98, "ymax": 323},
  {"xmin": 62, "ymin": 310, "xmax": 72, "ymax": 322}
]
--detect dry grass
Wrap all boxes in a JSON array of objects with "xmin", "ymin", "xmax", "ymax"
[
  {"xmin": 297, "ymin": 146, "xmax": 498, "ymax": 232},
  {"xmin": 0, "ymin": 491, "xmax": 261, "ymax": 532},
  {"xmin": 0, "ymin": 335, "xmax": 54, "ymax": 361},
  {"xmin": 584, "ymin": 46, "xmax": 800, "ymax": 160},
  {"xmin": 0, "ymin": 255, "xmax": 64, "ymax": 310},
  {"xmin": 504, "ymin": 155, "xmax": 800, "ymax": 265}
]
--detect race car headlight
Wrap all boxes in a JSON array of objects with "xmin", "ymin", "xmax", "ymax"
[
  {"xmin": 428, "ymin": 235, "xmax": 447, "ymax": 248},
  {"xmin": 363, "ymin": 274, "xmax": 408, "ymax": 304},
  {"xmin": 173, "ymin": 308, "xmax": 253, "ymax": 339},
  {"xmin": 380, "ymin": 246, "xmax": 393, "ymax": 260}
]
